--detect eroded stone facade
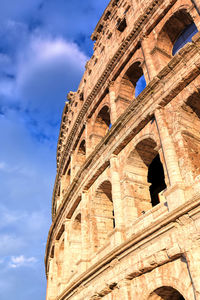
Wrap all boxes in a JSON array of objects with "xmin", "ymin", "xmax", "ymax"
[{"xmin": 45, "ymin": 0, "xmax": 200, "ymax": 299}]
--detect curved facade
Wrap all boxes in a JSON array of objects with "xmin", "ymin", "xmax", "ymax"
[{"xmin": 45, "ymin": 0, "xmax": 200, "ymax": 299}]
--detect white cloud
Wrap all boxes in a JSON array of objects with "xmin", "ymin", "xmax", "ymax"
[
  {"xmin": 9, "ymin": 255, "xmax": 37, "ymax": 268},
  {"xmin": 16, "ymin": 35, "xmax": 88, "ymax": 112}
]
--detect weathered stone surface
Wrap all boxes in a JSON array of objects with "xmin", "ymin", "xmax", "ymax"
[{"xmin": 45, "ymin": 0, "xmax": 200, "ymax": 299}]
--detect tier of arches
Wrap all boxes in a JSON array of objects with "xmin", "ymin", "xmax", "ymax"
[
  {"xmin": 57, "ymin": 2, "xmax": 199, "ymax": 165},
  {"xmin": 55, "ymin": 4, "xmax": 199, "ymax": 213}
]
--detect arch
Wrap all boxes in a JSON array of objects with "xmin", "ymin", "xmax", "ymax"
[
  {"xmin": 148, "ymin": 286, "xmax": 185, "ymax": 300},
  {"xmin": 119, "ymin": 61, "xmax": 146, "ymax": 100},
  {"xmin": 68, "ymin": 213, "xmax": 82, "ymax": 276},
  {"xmin": 124, "ymin": 138, "xmax": 166, "ymax": 215},
  {"xmin": 142, "ymin": 272, "xmax": 194, "ymax": 300},
  {"xmin": 74, "ymin": 139, "xmax": 86, "ymax": 175},
  {"xmin": 157, "ymin": 9, "xmax": 197, "ymax": 58},
  {"xmin": 172, "ymin": 22, "xmax": 198, "ymax": 55},
  {"xmin": 93, "ymin": 180, "xmax": 115, "ymax": 249},
  {"xmin": 180, "ymin": 93, "xmax": 200, "ymax": 182},
  {"xmin": 78, "ymin": 139, "xmax": 86, "ymax": 156},
  {"xmin": 57, "ymin": 239, "xmax": 64, "ymax": 280},
  {"xmin": 91, "ymin": 105, "xmax": 111, "ymax": 149}
]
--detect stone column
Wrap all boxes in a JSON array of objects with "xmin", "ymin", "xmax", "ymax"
[
  {"xmin": 85, "ymin": 120, "xmax": 94, "ymax": 157},
  {"xmin": 121, "ymin": 178, "xmax": 139, "ymax": 228},
  {"xmin": 70, "ymin": 151, "xmax": 76, "ymax": 182},
  {"xmin": 155, "ymin": 109, "xmax": 185, "ymax": 210},
  {"xmin": 46, "ymin": 258, "xmax": 56, "ymax": 300},
  {"xmin": 110, "ymin": 154, "xmax": 125, "ymax": 244},
  {"xmin": 109, "ymin": 81, "xmax": 118, "ymax": 124},
  {"xmin": 62, "ymin": 219, "xmax": 71, "ymax": 283},
  {"xmin": 51, "ymin": 241, "xmax": 59, "ymax": 297},
  {"xmin": 141, "ymin": 37, "xmax": 157, "ymax": 81},
  {"xmin": 80, "ymin": 190, "xmax": 91, "ymax": 272}
]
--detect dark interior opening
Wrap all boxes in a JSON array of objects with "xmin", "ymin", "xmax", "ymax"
[
  {"xmin": 149, "ymin": 286, "xmax": 185, "ymax": 300},
  {"xmin": 116, "ymin": 18, "xmax": 127, "ymax": 32},
  {"xmin": 112, "ymin": 210, "xmax": 115, "ymax": 228},
  {"xmin": 148, "ymin": 154, "xmax": 166, "ymax": 207},
  {"xmin": 97, "ymin": 106, "xmax": 111, "ymax": 127}
]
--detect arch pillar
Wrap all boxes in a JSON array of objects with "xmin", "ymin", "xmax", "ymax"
[
  {"xmin": 70, "ymin": 151, "xmax": 76, "ymax": 182},
  {"xmin": 61, "ymin": 219, "xmax": 71, "ymax": 283},
  {"xmin": 80, "ymin": 190, "xmax": 91, "ymax": 272},
  {"xmin": 85, "ymin": 120, "xmax": 93, "ymax": 158},
  {"xmin": 141, "ymin": 37, "xmax": 158, "ymax": 81},
  {"xmin": 154, "ymin": 109, "xmax": 185, "ymax": 210},
  {"xmin": 184, "ymin": 246, "xmax": 200, "ymax": 299},
  {"xmin": 109, "ymin": 81, "xmax": 118, "ymax": 124},
  {"xmin": 110, "ymin": 154, "xmax": 125, "ymax": 244},
  {"xmin": 46, "ymin": 257, "xmax": 56, "ymax": 300}
]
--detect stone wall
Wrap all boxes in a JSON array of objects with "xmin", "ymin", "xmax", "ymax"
[{"xmin": 45, "ymin": 0, "xmax": 200, "ymax": 299}]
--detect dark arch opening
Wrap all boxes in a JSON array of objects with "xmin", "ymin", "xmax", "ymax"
[
  {"xmin": 125, "ymin": 62, "xmax": 146, "ymax": 97},
  {"xmin": 94, "ymin": 105, "xmax": 111, "ymax": 139},
  {"xmin": 148, "ymin": 154, "xmax": 166, "ymax": 207},
  {"xmin": 94, "ymin": 180, "xmax": 115, "ymax": 248},
  {"xmin": 120, "ymin": 62, "xmax": 146, "ymax": 100},
  {"xmin": 96, "ymin": 106, "xmax": 111, "ymax": 128},
  {"xmin": 148, "ymin": 286, "xmax": 185, "ymax": 300},
  {"xmin": 158, "ymin": 9, "xmax": 198, "ymax": 57},
  {"xmin": 172, "ymin": 22, "xmax": 198, "ymax": 55},
  {"xmin": 78, "ymin": 140, "xmax": 86, "ymax": 155}
]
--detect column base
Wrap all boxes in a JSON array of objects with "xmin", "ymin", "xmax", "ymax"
[{"xmin": 164, "ymin": 183, "xmax": 185, "ymax": 211}]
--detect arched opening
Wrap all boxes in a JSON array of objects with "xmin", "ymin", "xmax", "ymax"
[
  {"xmin": 91, "ymin": 106, "xmax": 111, "ymax": 148},
  {"xmin": 78, "ymin": 140, "xmax": 86, "ymax": 156},
  {"xmin": 59, "ymin": 159, "xmax": 71, "ymax": 208},
  {"xmin": 74, "ymin": 139, "xmax": 86, "ymax": 175},
  {"xmin": 124, "ymin": 138, "xmax": 167, "ymax": 216},
  {"xmin": 172, "ymin": 22, "xmax": 198, "ymax": 55},
  {"xmin": 57, "ymin": 239, "xmax": 64, "ymax": 280},
  {"xmin": 148, "ymin": 286, "xmax": 185, "ymax": 300},
  {"xmin": 93, "ymin": 181, "xmax": 114, "ymax": 249},
  {"xmin": 69, "ymin": 213, "xmax": 82, "ymax": 276},
  {"xmin": 119, "ymin": 62, "xmax": 146, "ymax": 100},
  {"xmin": 156, "ymin": 10, "xmax": 198, "ymax": 71},
  {"xmin": 180, "ymin": 93, "xmax": 200, "ymax": 182}
]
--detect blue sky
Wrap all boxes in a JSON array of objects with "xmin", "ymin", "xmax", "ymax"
[{"xmin": 0, "ymin": 1, "xmax": 110, "ymax": 299}]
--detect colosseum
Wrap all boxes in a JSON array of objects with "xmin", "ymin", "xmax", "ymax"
[{"xmin": 45, "ymin": 0, "xmax": 200, "ymax": 299}]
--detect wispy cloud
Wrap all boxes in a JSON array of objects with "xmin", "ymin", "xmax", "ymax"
[{"xmin": 9, "ymin": 255, "xmax": 37, "ymax": 268}]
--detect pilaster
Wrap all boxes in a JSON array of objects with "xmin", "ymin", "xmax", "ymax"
[
  {"xmin": 110, "ymin": 154, "xmax": 125, "ymax": 244},
  {"xmin": 155, "ymin": 109, "xmax": 185, "ymax": 210}
]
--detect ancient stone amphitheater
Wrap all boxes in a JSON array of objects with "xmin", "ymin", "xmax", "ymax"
[{"xmin": 45, "ymin": 0, "xmax": 200, "ymax": 299}]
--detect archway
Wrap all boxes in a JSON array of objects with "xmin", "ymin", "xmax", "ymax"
[
  {"xmin": 124, "ymin": 138, "xmax": 166, "ymax": 215},
  {"xmin": 74, "ymin": 139, "xmax": 86, "ymax": 175},
  {"xmin": 180, "ymin": 93, "xmax": 200, "ymax": 182},
  {"xmin": 155, "ymin": 9, "xmax": 198, "ymax": 71},
  {"xmin": 119, "ymin": 62, "xmax": 146, "ymax": 100},
  {"xmin": 93, "ymin": 180, "xmax": 114, "ymax": 249},
  {"xmin": 69, "ymin": 213, "xmax": 82, "ymax": 275},
  {"xmin": 92, "ymin": 106, "xmax": 111, "ymax": 148},
  {"xmin": 148, "ymin": 286, "xmax": 185, "ymax": 300}
]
